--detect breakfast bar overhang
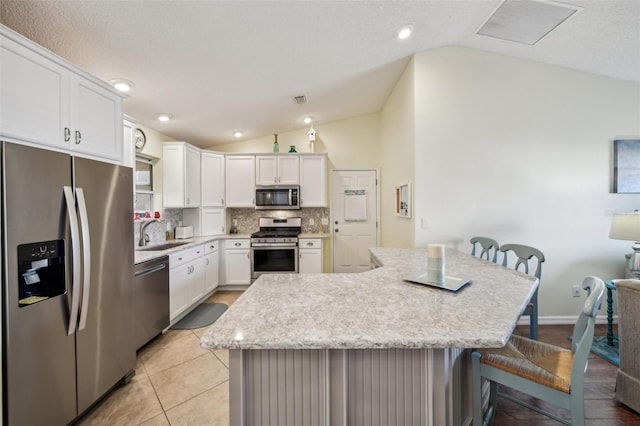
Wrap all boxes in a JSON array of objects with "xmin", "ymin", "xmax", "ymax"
[{"xmin": 201, "ymin": 247, "xmax": 538, "ymax": 425}]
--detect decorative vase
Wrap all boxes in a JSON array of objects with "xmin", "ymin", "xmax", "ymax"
[
  {"xmin": 273, "ymin": 134, "xmax": 279, "ymax": 153},
  {"xmin": 288, "ymin": 145, "xmax": 297, "ymax": 153}
]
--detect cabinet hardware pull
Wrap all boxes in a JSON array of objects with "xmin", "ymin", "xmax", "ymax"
[
  {"xmin": 64, "ymin": 127, "xmax": 71, "ymax": 142},
  {"xmin": 206, "ymin": 259, "xmax": 210, "ymax": 266},
  {"xmin": 75, "ymin": 130, "xmax": 81, "ymax": 144}
]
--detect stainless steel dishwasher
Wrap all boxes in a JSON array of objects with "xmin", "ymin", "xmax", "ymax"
[{"xmin": 134, "ymin": 256, "xmax": 169, "ymax": 350}]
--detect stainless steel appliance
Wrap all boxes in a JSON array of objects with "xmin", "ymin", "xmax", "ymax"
[
  {"xmin": 134, "ymin": 256, "xmax": 169, "ymax": 350},
  {"xmin": 1, "ymin": 142, "xmax": 135, "ymax": 425},
  {"xmin": 255, "ymin": 185, "xmax": 300, "ymax": 210},
  {"xmin": 251, "ymin": 217, "xmax": 301, "ymax": 280}
]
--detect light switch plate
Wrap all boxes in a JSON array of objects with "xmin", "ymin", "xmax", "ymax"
[
  {"xmin": 309, "ymin": 218, "xmax": 315, "ymax": 226},
  {"xmin": 321, "ymin": 218, "xmax": 329, "ymax": 225}
]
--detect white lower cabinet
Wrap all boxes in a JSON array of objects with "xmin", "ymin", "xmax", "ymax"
[
  {"xmin": 204, "ymin": 242, "xmax": 220, "ymax": 293},
  {"xmin": 299, "ymin": 238, "xmax": 323, "ymax": 273},
  {"xmin": 225, "ymin": 239, "xmax": 251, "ymax": 285},
  {"xmin": 169, "ymin": 245, "xmax": 205, "ymax": 322}
]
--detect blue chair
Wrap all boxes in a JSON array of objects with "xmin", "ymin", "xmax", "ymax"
[
  {"xmin": 470, "ymin": 237, "xmax": 500, "ymax": 263},
  {"xmin": 472, "ymin": 276, "xmax": 604, "ymax": 426},
  {"xmin": 500, "ymin": 244, "xmax": 545, "ymax": 340}
]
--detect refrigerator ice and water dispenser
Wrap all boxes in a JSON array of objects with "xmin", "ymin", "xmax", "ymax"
[{"xmin": 17, "ymin": 239, "xmax": 65, "ymax": 307}]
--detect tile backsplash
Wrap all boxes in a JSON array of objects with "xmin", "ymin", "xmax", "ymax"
[
  {"xmin": 228, "ymin": 208, "xmax": 330, "ymax": 234},
  {"xmin": 133, "ymin": 207, "xmax": 330, "ymax": 247},
  {"xmin": 133, "ymin": 209, "xmax": 183, "ymax": 247}
]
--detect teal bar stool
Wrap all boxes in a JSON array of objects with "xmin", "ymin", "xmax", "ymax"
[
  {"xmin": 472, "ymin": 276, "xmax": 604, "ymax": 426},
  {"xmin": 500, "ymin": 243, "xmax": 545, "ymax": 340},
  {"xmin": 470, "ymin": 237, "xmax": 500, "ymax": 263}
]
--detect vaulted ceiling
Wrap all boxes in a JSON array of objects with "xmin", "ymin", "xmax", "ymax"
[{"xmin": 2, "ymin": 1, "xmax": 638, "ymax": 148}]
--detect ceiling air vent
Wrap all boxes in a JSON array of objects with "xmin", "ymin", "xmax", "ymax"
[
  {"xmin": 293, "ymin": 95, "xmax": 307, "ymax": 105},
  {"xmin": 476, "ymin": 0, "xmax": 581, "ymax": 45}
]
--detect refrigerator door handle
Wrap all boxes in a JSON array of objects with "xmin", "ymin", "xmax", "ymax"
[
  {"xmin": 76, "ymin": 188, "xmax": 92, "ymax": 331},
  {"xmin": 63, "ymin": 186, "xmax": 81, "ymax": 336}
]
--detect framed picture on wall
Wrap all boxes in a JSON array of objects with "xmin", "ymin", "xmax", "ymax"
[
  {"xmin": 395, "ymin": 182, "xmax": 411, "ymax": 218},
  {"xmin": 613, "ymin": 139, "xmax": 640, "ymax": 193}
]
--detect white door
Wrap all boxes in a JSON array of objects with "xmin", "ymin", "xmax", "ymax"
[{"xmin": 331, "ymin": 170, "xmax": 378, "ymax": 273}]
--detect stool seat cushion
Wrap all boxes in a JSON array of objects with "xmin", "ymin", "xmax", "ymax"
[{"xmin": 477, "ymin": 334, "xmax": 573, "ymax": 393}]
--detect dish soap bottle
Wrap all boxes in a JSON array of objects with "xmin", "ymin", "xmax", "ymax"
[{"xmin": 273, "ymin": 134, "xmax": 279, "ymax": 153}]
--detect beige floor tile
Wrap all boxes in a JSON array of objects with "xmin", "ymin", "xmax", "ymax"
[
  {"xmin": 150, "ymin": 352, "xmax": 229, "ymax": 410},
  {"xmin": 165, "ymin": 381, "xmax": 230, "ymax": 426},
  {"xmin": 138, "ymin": 413, "xmax": 170, "ymax": 426},
  {"xmin": 213, "ymin": 349, "xmax": 229, "ymax": 368},
  {"xmin": 77, "ymin": 374, "xmax": 164, "ymax": 426},
  {"xmin": 140, "ymin": 331, "xmax": 208, "ymax": 376}
]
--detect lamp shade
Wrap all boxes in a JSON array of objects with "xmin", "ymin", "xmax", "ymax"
[{"xmin": 609, "ymin": 212, "xmax": 640, "ymax": 241}]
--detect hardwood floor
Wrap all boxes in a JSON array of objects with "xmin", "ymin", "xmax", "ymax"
[{"xmin": 492, "ymin": 324, "xmax": 640, "ymax": 425}]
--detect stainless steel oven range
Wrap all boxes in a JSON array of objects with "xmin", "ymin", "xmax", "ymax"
[{"xmin": 251, "ymin": 217, "xmax": 301, "ymax": 280}]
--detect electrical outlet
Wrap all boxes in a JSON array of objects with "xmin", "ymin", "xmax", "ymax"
[
  {"xmin": 233, "ymin": 219, "xmax": 238, "ymax": 226},
  {"xmin": 421, "ymin": 218, "xmax": 430, "ymax": 229},
  {"xmin": 309, "ymin": 218, "xmax": 315, "ymax": 226},
  {"xmin": 572, "ymin": 285, "xmax": 581, "ymax": 297},
  {"xmin": 321, "ymin": 218, "xmax": 329, "ymax": 226}
]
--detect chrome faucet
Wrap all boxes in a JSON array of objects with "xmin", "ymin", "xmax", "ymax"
[{"xmin": 138, "ymin": 219, "xmax": 161, "ymax": 247}]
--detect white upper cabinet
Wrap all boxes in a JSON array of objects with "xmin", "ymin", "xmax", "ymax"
[
  {"xmin": 201, "ymin": 207, "xmax": 225, "ymax": 236},
  {"xmin": 201, "ymin": 151, "xmax": 225, "ymax": 207},
  {"xmin": 69, "ymin": 74, "xmax": 123, "ymax": 161},
  {"xmin": 225, "ymin": 155, "xmax": 255, "ymax": 207},
  {"xmin": 255, "ymin": 155, "xmax": 299, "ymax": 185},
  {"xmin": 299, "ymin": 154, "xmax": 327, "ymax": 207},
  {"xmin": 0, "ymin": 27, "xmax": 123, "ymax": 162},
  {"xmin": 163, "ymin": 142, "xmax": 201, "ymax": 208}
]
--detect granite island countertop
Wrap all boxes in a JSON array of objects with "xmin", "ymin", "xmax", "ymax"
[{"xmin": 200, "ymin": 247, "xmax": 538, "ymax": 350}]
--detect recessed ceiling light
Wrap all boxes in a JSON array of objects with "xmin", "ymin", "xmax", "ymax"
[
  {"xmin": 154, "ymin": 114, "xmax": 172, "ymax": 122},
  {"xmin": 110, "ymin": 79, "xmax": 134, "ymax": 93},
  {"xmin": 233, "ymin": 130, "xmax": 244, "ymax": 138},
  {"xmin": 394, "ymin": 24, "xmax": 413, "ymax": 40},
  {"xmin": 303, "ymin": 116, "xmax": 313, "ymax": 124}
]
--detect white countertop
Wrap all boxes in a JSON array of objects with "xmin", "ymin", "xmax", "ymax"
[
  {"xmin": 200, "ymin": 247, "xmax": 538, "ymax": 350},
  {"xmin": 134, "ymin": 234, "xmax": 251, "ymax": 264},
  {"xmin": 134, "ymin": 232, "xmax": 330, "ymax": 264}
]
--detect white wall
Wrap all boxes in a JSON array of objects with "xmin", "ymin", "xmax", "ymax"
[
  {"xmin": 380, "ymin": 58, "xmax": 415, "ymax": 247},
  {"xmin": 409, "ymin": 46, "xmax": 640, "ymax": 319},
  {"xmin": 211, "ymin": 113, "xmax": 381, "ymax": 171}
]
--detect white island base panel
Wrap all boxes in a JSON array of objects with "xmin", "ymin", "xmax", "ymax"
[{"xmin": 229, "ymin": 347, "xmax": 472, "ymax": 426}]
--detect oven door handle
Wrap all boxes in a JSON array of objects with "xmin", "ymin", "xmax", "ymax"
[{"xmin": 251, "ymin": 243, "xmax": 298, "ymax": 248}]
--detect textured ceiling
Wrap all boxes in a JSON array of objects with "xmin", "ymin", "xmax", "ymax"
[{"xmin": 1, "ymin": 0, "xmax": 639, "ymax": 148}]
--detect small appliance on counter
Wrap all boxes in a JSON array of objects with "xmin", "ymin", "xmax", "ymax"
[{"xmin": 174, "ymin": 225, "xmax": 194, "ymax": 239}]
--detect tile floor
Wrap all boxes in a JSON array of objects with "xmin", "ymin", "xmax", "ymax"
[{"xmin": 77, "ymin": 291, "xmax": 243, "ymax": 426}]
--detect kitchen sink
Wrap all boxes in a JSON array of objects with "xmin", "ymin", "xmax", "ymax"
[{"xmin": 136, "ymin": 242, "xmax": 189, "ymax": 251}]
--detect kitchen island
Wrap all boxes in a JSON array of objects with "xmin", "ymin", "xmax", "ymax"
[{"xmin": 201, "ymin": 247, "xmax": 538, "ymax": 426}]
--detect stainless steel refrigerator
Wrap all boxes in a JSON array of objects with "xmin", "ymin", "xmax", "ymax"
[{"xmin": 1, "ymin": 142, "xmax": 135, "ymax": 425}]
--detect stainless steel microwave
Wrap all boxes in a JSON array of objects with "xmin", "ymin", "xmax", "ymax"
[{"xmin": 255, "ymin": 185, "xmax": 300, "ymax": 210}]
